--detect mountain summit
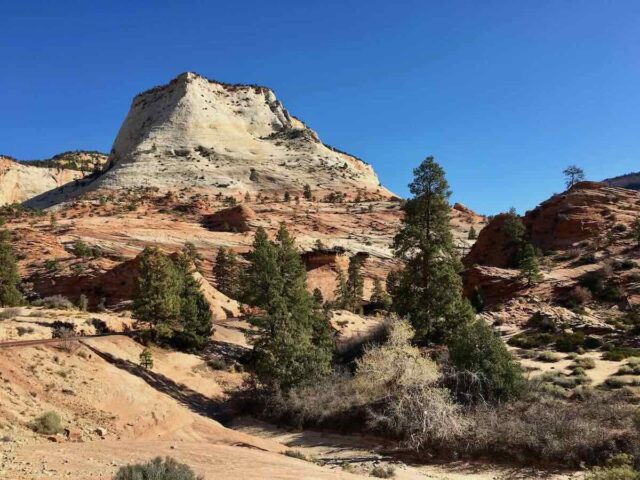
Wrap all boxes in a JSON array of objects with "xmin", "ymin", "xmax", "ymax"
[{"xmin": 87, "ymin": 72, "xmax": 390, "ymax": 198}]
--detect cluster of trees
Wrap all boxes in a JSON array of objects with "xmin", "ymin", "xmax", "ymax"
[
  {"xmin": 243, "ymin": 225, "xmax": 333, "ymax": 391},
  {"xmin": 0, "ymin": 219, "xmax": 22, "ymax": 307},
  {"xmin": 502, "ymin": 208, "xmax": 542, "ymax": 285},
  {"xmin": 133, "ymin": 243, "xmax": 213, "ymax": 352},
  {"xmin": 333, "ymin": 256, "xmax": 365, "ymax": 313}
]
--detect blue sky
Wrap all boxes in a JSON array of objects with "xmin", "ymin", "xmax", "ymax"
[{"xmin": 2, "ymin": 1, "xmax": 639, "ymax": 214}]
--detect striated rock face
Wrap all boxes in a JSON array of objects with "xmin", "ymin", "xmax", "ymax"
[
  {"xmin": 466, "ymin": 182, "xmax": 640, "ymax": 268},
  {"xmin": 89, "ymin": 72, "xmax": 391, "ymax": 199},
  {"xmin": 0, "ymin": 156, "xmax": 83, "ymax": 206}
]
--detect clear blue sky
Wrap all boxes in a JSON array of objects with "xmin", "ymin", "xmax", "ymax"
[{"xmin": 2, "ymin": 1, "xmax": 639, "ymax": 214}]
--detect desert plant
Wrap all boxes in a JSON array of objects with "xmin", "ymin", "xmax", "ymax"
[
  {"xmin": 31, "ymin": 411, "xmax": 63, "ymax": 435},
  {"xmin": 370, "ymin": 465, "xmax": 396, "ymax": 478},
  {"xmin": 114, "ymin": 456, "xmax": 203, "ymax": 480}
]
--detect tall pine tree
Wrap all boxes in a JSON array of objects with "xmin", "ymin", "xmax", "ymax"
[
  {"xmin": 213, "ymin": 247, "xmax": 240, "ymax": 299},
  {"xmin": 345, "ymin": 256, "xmax": 364, "ymax": 313},
  {"xmin": 0, "ymin": 229, "xmax": 22, "ymax": 307},
  {"xmin": 133, "ymin": 247, "xmax": 182, "ymax": 340},
  {"xmin": 244, "ymin": 224, "xmax": 333, "ymax": 391},
  {"xmin": 174, "ymin": 246, "xmax": 213, "ymax": 351},
  {"xmin": 391, "ymin": 157, "xmax": 474, "ymax": 344}
]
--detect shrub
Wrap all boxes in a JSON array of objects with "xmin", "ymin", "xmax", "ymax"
[
  {"xmin": 508, "ymin": 332, "xmax": 554, "ymax": 349},
  {"xmin": 556, "ymin": 332, "xmax": 586, "ymax": 353},
  {"xmin": 77, "ymin": 294, "xmax": 88, "ymax": 311},
  {"xmin": 537, "ymin": 351, "xmax": 561, "ymax": 362},
  {"xmin": 571, "ymin": 357, "xmax": 596, "ymax": 370},
  {"xmin": 31, "ymin": 411, "xmax": 63, "ymax": 435},
  {"xmin": 33, "ymin": 295, "xmax": 74, "ymax": 310},
  {"xmin": 586, "ymin": 454, "xmax": 640, "ymax": 480},
  {"xmin": 114, "ymin": 456, "xmax": 202, "ymax": 480},
  {"xmin": 604, "ymin": 348, "xmax": 640, "ymax": 361},
  {"xmin": 465, "ymin": 393, "xmax": 640, "ymax": 467},
  {"xmin": 447, "ymin": 320, "xmax": 525, "ymax": 403},
  {"xmin": 370, "ymin": 465, "xmax": 396, "ymax": 478},
  {"xmin": 284, "ymin": 450, "xmax": 309, "ymax": 461},
  {"xmin": 16, "ymin": 326, "xmax": 34, "ymax": 336},
  {"xmin": 0, "ymin": 307, "xmax": 21, "ymax": 320}
]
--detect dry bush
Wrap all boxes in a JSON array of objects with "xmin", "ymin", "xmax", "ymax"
[
  {"xmin": 34, "ymin": 295, "xmax": 74, "ymax": 310},
  {"xmin": 463, "ymin": 392, "xmax": 640, "ymax": 467},
  {"xmin": 567, "ymin": 286, "xmax": 593, "ymax": 306},
  {"xmin": 0, "ymin": 307, "xmax": 21, "ymax": 321}
]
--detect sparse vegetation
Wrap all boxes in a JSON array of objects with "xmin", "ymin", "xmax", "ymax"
[
  {"xmin": 114, "ymin": 456, "xmax": 203, "ymax": 480},
  {"xmin": 31, "ymin": 411, "xmax": 63, "ymax": 435}
]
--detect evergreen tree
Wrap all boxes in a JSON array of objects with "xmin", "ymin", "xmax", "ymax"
[
  {"xmin": 0, "ymin": 229, "xmax": 22, "ymax": 307},
  {"xmin": 370, "ymin": 277, "xmax": 391, "ymax": 310},
  {"xmin": 284, "ymin": 191, "xmax": 291, "ymax": 202},
  {"xmin": 519, "ymin": 243, "xmax": 542, "ymax": 286},
  {"xmin": 303, "ymin": 184, "xmax": 312, "ymax": 200},
  {"xmin": 391, "ymin": 157, "xmax": 474, "ymax": 344},
  {"xmin": 502, "ymin": 208, "xmax": 527, "ymax": 267},
  {"xmin": 213, "ymin": 247, "xmax": 240, "ymax": 299},
  {"xmin": 244, "ymin": 224, "xmax": 333, "ymax": 391},
  {"xmin": 312, "ymin": 288, "xmax": 324, "ymax": 307},
  {"xmin": 174, "ymin": 249, "xmax": 213, "ymax": 351},
  {"xmin": 332, "ymin": 265, "xmax": 349, "ymax": 310},
  {"xmin": 345, "ymin": 256, "xmax": 364, "ymax": 313},
  {"xmin": 447, "ymin": 319, "xmax": 525, "ymax": 403},
  {"xmin": 563, "ymin": 165, "xmax": 585, "ymax": 188},
  {"xmin": 133, "ymin": 247, "xmax": 182, "ymax": 340},
  {"xmin": 467, "ymin": 226, "xmax": 477, "ymax": 240},
  {"xmin": 139, "ymin": 348, "xmax": 154, "ymax": 370}
]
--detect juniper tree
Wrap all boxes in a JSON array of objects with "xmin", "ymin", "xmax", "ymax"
[
  {"xmin": 303, "ymin": 184, "xmax": 312, "ymax": 200},
  {"xmin": 391, "ymin": 157, "xmax": 474, "ymax": 344},
  {"xmin": 244, "ymin": 224, "xmax": 333, "ymax": 391},
  {"xmin": 0, "ymin": 229, "xmax": 22, "ymax": 307},
  {"xmin": 213, "ymin": 247, "xmax": 240, "ymax": 299}
]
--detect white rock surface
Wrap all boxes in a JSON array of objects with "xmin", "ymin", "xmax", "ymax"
[
  {"xmin": 97, "ymin": 72, "xmax": 391, "ymax": 197},
  {"xmin": 0, "ymin": 157, "xmax": 82, "ymax": 206}
]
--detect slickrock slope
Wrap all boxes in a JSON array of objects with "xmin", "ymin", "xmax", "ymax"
[
  {"xmin": 0, "ymin": 156, "xmax": 81, "ymax": 206},
  {"xmin": 464, "ymin": 181, "xmax": 640, "ymax": 326},
  {"xmin": 604, "ymin": 171, "xmax": 640, "ymax": 191},
  {"xmin": 85, "ymin": 72, "xmax": 390, "ymax": 200}
]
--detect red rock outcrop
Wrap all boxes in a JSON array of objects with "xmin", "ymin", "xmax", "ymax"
[
  {"xmin": 465, "ymin": 182, "xmax": 640, "ymax": 268},
  {"xmin": 202, "ymin": 205, "xmax": 256, "ymax": 233}
]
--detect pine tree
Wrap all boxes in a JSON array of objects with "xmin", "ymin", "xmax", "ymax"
[
  {"xmin": 244, "ymin": 224, "xmax": 333, "ymax": 391},
  {"xmin": 133, "ymin": 247, "xmax": 182, "ymax": 340},
  {"xmin": 563, "ymin": 165, "xmax": 585, "ymax": 188},
  {"xmin": 214, "ymin": 247, "xmax": 240, "ymax": 299},
  {"xmin": 519, "ymin": 243, "xmax": 542, "ymax": 286},
  {"xmin": 391, "ymin": 157, "xmax": 473, "ymax": 344},
  {"xmin": 467, "ymin": 226, "xmax": 477, "ymax": 240},
  {"xmin": 503, "ymin": 208, "xmax": 527, "ymax": 267},
  {"xmin": 370, "ymin": 277, "xmax": 390, "ymax": 310},
  {"xmin": 174, "ymin": 249, "xmax": 213, "ymax": 351},
  {"xmin": 632, "ymin": 218, "xmax": 640, "ymax": 246},
  {"xmin": 139, "ymin": 348, "xmax": 154, "ymax": 370},
  {"xmin": 332, "ymin": 265, "xmax": 349, "ymax": 310},
  {"xmin": 345, "ymin": 256, "xmax": 364, "ymax": 313},
  {"xmin": 303, "ymin": 184, "xmax": 312, "ymax": 200},
  {"xmin": 0, "ymin": 229, "xmax": 22, "ymax": 307},
  {"xmin": 284, "ymin": 191, "xmax": 291, "ymax": 202}
]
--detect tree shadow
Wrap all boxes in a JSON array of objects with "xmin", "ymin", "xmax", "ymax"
[{"xmin": 80, "ymin": 341, "xmax": 235, "ymax": 423}]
